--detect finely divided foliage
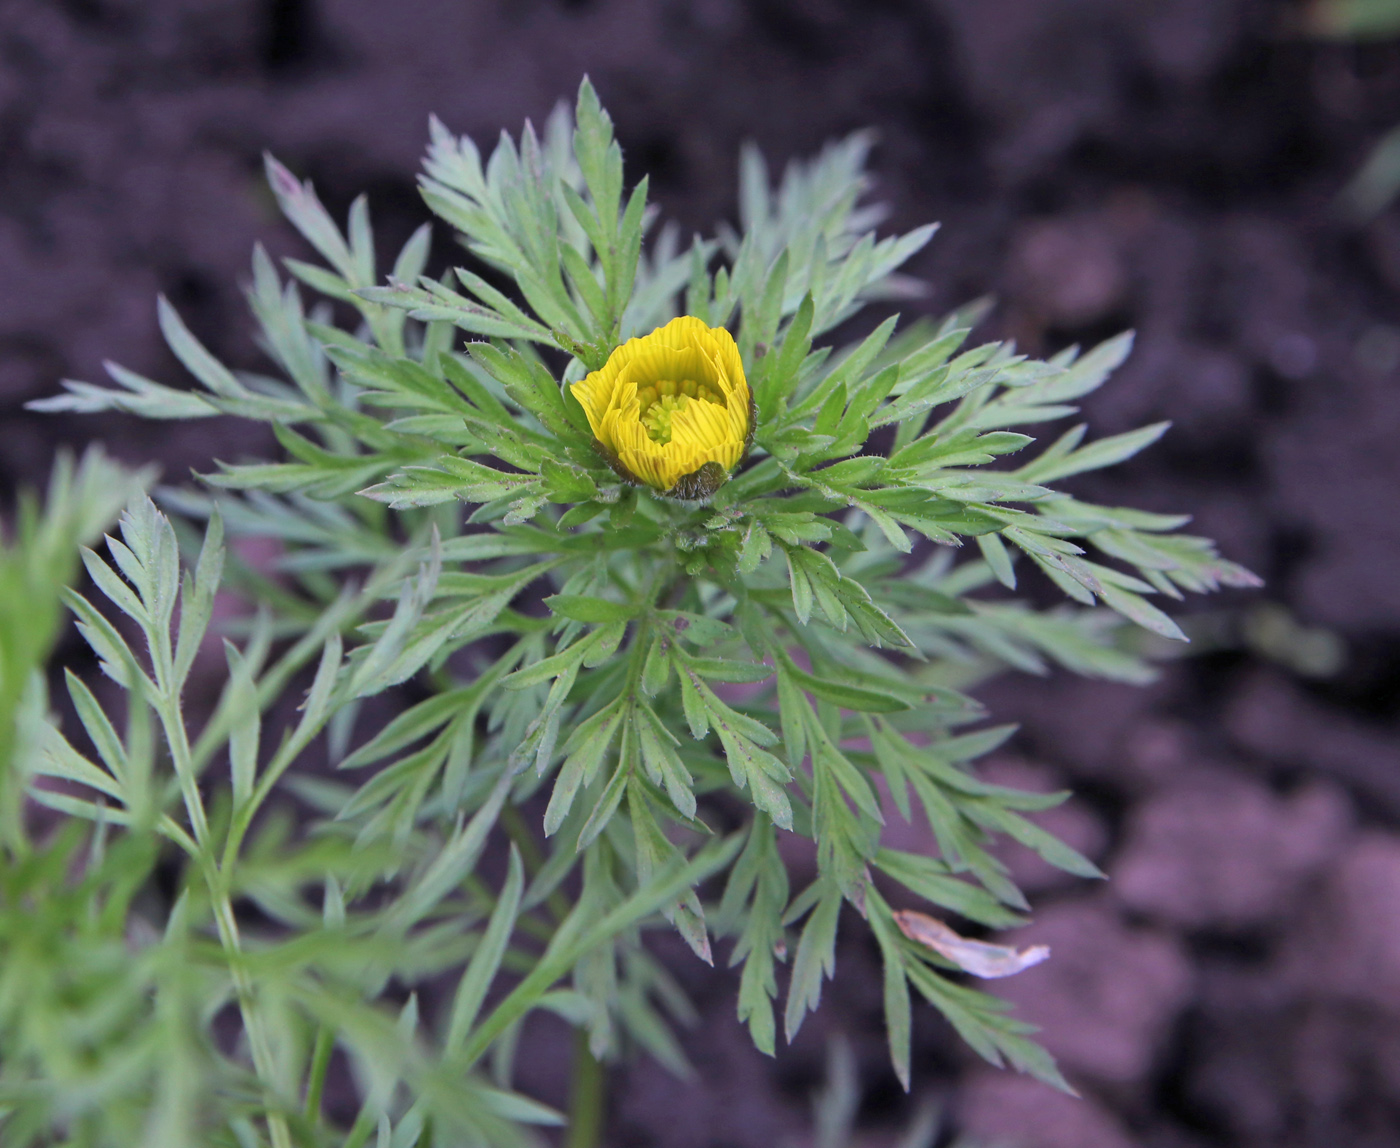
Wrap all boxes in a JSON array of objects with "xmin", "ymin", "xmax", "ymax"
[{"xmin": 25, "ymin": 80, "xmax": 1256, "ymax": 1143}]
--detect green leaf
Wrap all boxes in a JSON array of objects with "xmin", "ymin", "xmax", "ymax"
[
  {"xmin": 458, "ymin": 833, "xmax": 743, "ymax": 1068},
  {"xmin": 905, "ymin": 961, "xmax": 1073, "ymax": 1093},
  {"xmin": 33, "ymin": 725, "xmax": 124, "ymax": 804},
  {"xmin": 544, "ymin": 700, "xmax": 624, "ymax": 836},
  {"xmin": 80, "ymin": 546, "xmax": 148, "ymax": 628},
  {"xmin": 173, "ymin": 510, "xmax": 224, "ymax": 684},
  {"xmin": 785, "ymin": 548, "xmax": 815, "ymax": 624},
  {"xmin": 157, "ymin": 296, "xmax": 250, "ymax": 400},
  {"xmin": 873, "ymin": 850, "xmax": 1026, "ymax": 928},
  {"xmin": 62, "ymin": 588, "xmax": 151, "ymax": 693},
  {"xmin": 725, "ymin": 821, "xmax": 788, "ymax": 1056},
  {"xmin": 683, "ymin": 669, "xmax": 792, "ymax": 829},
  {"xmin": 778, "ymin": 657, "xmax": 909, "ymax": 714},
  {"xmin": 468, "ymin": 343, "xmax": 578, "ymax": 442},
  {"xmin": 502, "ymin": 639, "xmax": 593, "ymax": 691},
  {"xmin": 446, "ymin": 846, "xmax": 525, "ymax": 1051},
  {"xmin": 540, "ymin": 458, "xmax": 599, "ymax": 503},
  {"xmin": 783, "ymin": 885, "xmax": 842, "ymax": 1041},
  {"xmin": 1097, "ymin": 582, "xmax": 1188, "ymax": 641},
  {"xmin": 684, "ymin": 657, "xmax": 773, "ymax": 685},
  {"xmin": 978, "ymin": 532, "xmax": 1016, "ymax": 590},
  {"xmin": 867, "ymin": 895, "xmax": 913, "ymax": 1091},
  {"xmin": 361, "ymin": 458, "xmax": 541, "ymax": 509},
  {"xmin": 544, "ymin": 595, "xmax": 636, "ymax": 624},
  {"xmin": 760, "ymin": 292, "xmax": 815, "ymax": 417},
  {"xmin": 578, "ymin": 756, "xmax": 632, "ymax": 849},
  {"xmin": 224, "ymin": 642, "xmax": 261, "ymax": 807},
  {"xmin": 967, "ymin": 800, "xmax": 1105, "ymax": 880},
  {"xmin": 1017, "ymin": 421, "xmax": 1170, "ymax": 484},
  {"xmin": 635, "ymin": 704, "xmax": 697, "ymax": 820},
  {"xmin": 265, "ymin": 153, "xmax": 357, "ymax": 280},
  {"xmin": 63, "ymin": 670, "xmax": 128, "ymax": 786},
  {"xmin": 654, "ymin": 611, "xmax": 737, "ymax": 648},
  {"xmin": 574, "ymin": 77, "xmax": 623, "ymax": 239}
]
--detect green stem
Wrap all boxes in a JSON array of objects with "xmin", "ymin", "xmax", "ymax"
[
  {"xmin": 305, "ymin": 1023, "xmax": 335, "ymax": 1121},
  {"xmin": 565, "ymin": 1028, "xmax": 606, "ymax": 1148},
  {"xmin": 210, "ymin": 875, "xmax": 293, "ymax": 1148},
  {"xmin": 342, "ymin": 1108, "xmax": 376, "ymax": 1148},
  {"xmin": 155, "ymin": 687, "xmax": 293, "ymax": 1148}
]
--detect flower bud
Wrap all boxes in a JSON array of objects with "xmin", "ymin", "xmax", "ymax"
[{"xmin": 570, "ymin": 316, "xmax": 753, "ymax": 499}]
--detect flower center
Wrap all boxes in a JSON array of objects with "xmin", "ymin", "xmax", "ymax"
[{"xmin": 635, "ymin": 378, "xmax": 724, "ymax": 444}]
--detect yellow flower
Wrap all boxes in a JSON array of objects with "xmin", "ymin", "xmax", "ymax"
[{"xmin": 570, "ymin": 316, "xmax": 753, "ymax": 499}]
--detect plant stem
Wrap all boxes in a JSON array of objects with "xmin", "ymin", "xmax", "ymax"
[
  {"xmin": 305, "ymin": 1023, "xmax": 335, "ymax": 1120},
  {"xmin": 155, "ymin": 689, "xmax": 294, "ymax": 1148},
  {"xmin": 565, "ymin": 1027, "xmax": 606, "ymax": 1148}
]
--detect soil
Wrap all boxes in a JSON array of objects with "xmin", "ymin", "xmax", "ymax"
[{"xmin": 3, "ymin": 1, "xmax": 1400, "ymax": 1146}]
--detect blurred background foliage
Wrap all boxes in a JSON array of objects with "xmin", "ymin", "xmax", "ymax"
[{"xmin": 1311, "ymin": 0, "xmax": 1400, "ymax": 214}]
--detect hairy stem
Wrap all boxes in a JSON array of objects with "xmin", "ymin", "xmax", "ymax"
[{"xmin": 155, "ymin": 687, "xmax": 293, "ymax": 1148}]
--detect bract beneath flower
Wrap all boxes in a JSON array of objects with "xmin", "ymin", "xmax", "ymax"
[{"xmin": 570, "ymin": 316, "xmax": 752, "ymax": 499}]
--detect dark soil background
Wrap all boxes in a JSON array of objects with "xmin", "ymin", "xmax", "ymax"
[{"xmin": 3, "ymin": 1, "xmax": 1400, "ymax": 1146}]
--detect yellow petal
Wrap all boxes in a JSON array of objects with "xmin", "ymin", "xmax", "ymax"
[{"xmin": 569, "ymin": 316, "xmax": 751, "ymax": 495}]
